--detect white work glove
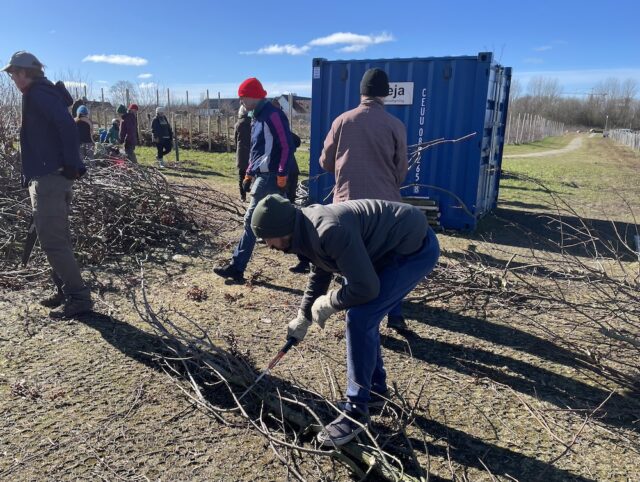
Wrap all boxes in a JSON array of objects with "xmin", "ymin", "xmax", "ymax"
[
  {"xmin": 311, "ymin": 292, "xmax": 339, "ymax": 329},
  {"xmin": 288, "ymin": 310, "xmax": 312, "ymax": 342}
]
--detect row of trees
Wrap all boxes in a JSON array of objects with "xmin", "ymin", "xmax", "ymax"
[{"xmin": 509, "ymin": 76, "xmax": 639, "ymax": 130}]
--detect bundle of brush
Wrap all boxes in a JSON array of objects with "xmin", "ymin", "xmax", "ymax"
[{"xmin": 0, "ymin": 150, "xmax": 243, "ymax": 289}]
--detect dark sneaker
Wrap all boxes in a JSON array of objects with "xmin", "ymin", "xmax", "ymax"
[
  {"xmin": 213, "ymin": 264, "xmax": 245, "ymax": 284},
  {"xmin": 40, "ymin": 291, "xmax": 64, "ymax": 308},
  {"xmin": 317, "ymin": 402, "xmax": 369, "ymax": 447},
  {"xmin": 288, "ymin": 260, "xmax": 310, "ymax": 274},
  {"xmin": 50, "ymin": 297, "xmax": 93, "ymax": 319},
  {"xmin": 387, "ymin": 315, "xmax": 408, "ymax": 331},
  {"xmin": 368, "ymin": 388, "xmax": 391, "ymax": 409}
]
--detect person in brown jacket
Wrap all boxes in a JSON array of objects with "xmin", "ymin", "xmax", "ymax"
[{"xmin": 319, "ymin": 68, "xmax": 410, "ymax": 330}]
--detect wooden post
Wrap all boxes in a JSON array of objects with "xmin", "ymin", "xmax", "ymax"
[
  {"xmin": 225, "ymin": 115, "xmax": 230, "ymax": 152},
  {"xmin": 174, "ymin": 119, "xmax": 180, "ymax": 163},
  {"xmin": 101, "ymin": 88, "xmax": 105, "ymax": 130},
  {"xmin": 156, "ymin": 89, "xmax": 159, "ymax": 107},
  {"xmin": 288, "ymin": 93, "xmax": 293, "ymax": 121},
  {"xmin": 206, "ymin": 89, "xmax": 211, "ymax": 151},
  {"xmin": 83, "ymin": 85, "xmax": 87, "ymax": 99},
  {"xmin": 188, "ymin": 114, "xmax": 192, "ymax": 147},
  {"xmin": 125, "ymin": 89, "xmax": 130, "ymax": 107},
  {"xmin": 198, "ymin": 115, "xmax": 201, "ymax": 133},
  {"xmin": 167, "ymin": 88, "xmax": 171, "ymax": 109}
]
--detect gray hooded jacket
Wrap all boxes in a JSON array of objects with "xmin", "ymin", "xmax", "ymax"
[{"xmin": 289, "ymin": 199, "xmax": 431, "ymax": 319}]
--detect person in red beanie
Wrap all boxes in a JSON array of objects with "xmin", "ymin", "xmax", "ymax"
[
  {"xmin": 119, "ymin": 103, "xmax": 139, "ymax": 163},
  {"xmin": 213, "ymin": 77, "xmax": 294, "ymax": 284}
]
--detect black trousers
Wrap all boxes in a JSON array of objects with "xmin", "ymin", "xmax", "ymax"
[
  {"xmin": 286, "ymin": 171, "xmax": 299, "ymax": 204},
  {"xmin": 156, "ymin": 139, "xmax": 172, "ymax": 159}
]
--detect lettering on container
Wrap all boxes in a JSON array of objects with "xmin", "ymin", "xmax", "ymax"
[
  {"xmin": 414, "ymin": 88, "xmax": 428, "ymax": 193},
  {"xmin": 384, "ymin": 82, "xmax": 414, "ymax": 105}
]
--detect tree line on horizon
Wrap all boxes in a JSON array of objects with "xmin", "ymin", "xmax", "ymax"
[{"xmin": 509, "ymin": 76, "xmax": 639, "ymax": 130}]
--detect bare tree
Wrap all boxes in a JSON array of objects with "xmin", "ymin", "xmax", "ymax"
[{"xmin": 109, "ymin": 80, "xmax": 137, "ymax": 107}]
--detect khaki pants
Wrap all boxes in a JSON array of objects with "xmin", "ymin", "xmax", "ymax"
[{"xmin": 29, "ymin": 173, "xmax": 90, "ymax": 300}]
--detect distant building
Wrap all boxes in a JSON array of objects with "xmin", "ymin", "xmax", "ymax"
[
  {"xmin": 272, "ymin": 94, "xmax": 311, "ymax": 121},
  {"xmin": 197, "ymin": 95, "xmax": 311, "ymax": 120},
  {"xmin": 197, "ymin": 98, "xmax": 241, "ymax": 116}
]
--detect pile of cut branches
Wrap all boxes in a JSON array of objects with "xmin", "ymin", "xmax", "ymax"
[{"xmin": 0, "ymin": 148, "xmax": 243, "ymax": 289}]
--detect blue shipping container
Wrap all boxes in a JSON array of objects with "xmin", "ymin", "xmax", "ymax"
[{"xmin": 309, "ymin": 52, "xmax": 512, "ymax": 230}]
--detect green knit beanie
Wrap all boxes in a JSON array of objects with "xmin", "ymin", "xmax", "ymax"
[
  {"xmin": 116, "ymin": 104, "xmax": 127, "ymax": 115},
  {"xmin": 251, "ymin": 194, "xmax": 297, "ymax": 239}
]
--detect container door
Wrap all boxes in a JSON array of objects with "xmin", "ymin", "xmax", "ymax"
[{"xmin": 478, "ymin": 65, "xmax": 507, "ymax": 214}]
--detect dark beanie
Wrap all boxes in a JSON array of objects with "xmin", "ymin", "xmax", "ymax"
[
  {"xmin": 251, "ymin": 194, "xmax": 297, "ymax": 239},
  {"xmin": 360, "ymin": 68, "xmax": 389, "ymax": 97}
]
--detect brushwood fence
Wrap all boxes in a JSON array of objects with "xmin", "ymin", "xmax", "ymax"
[
  {"xmin": 609, "ymin": 129, "xmax": 640, "ymax": 152},
  {"xmin": 505, "ymin": 112, "xmax": 565, "ymax": 145}
]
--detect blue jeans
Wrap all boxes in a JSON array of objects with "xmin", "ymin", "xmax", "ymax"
[
  {"xmin": 345, "ymin": 228, "xmax": 440, "ymax": 406},
  {"xmin": 231, "ymin": 173, "xmax": 280, "ymax": 272}
]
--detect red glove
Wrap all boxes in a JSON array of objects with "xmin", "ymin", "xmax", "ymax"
[{"xmin": 277, "ymin": 175, "xmax": 287, "ymax": 189}]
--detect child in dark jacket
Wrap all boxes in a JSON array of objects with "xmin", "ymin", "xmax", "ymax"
[{"xmin": 75, "ymin": 105, "xmax": 94, "ymax": 160}]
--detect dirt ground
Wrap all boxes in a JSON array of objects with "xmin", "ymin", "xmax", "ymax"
[{"xmin": 1, "ymin": 136, "xmax": 639, "ymax": 481}]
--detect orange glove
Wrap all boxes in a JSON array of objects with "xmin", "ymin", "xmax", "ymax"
[
  {"xmin": 242, "ymin": 175, "xmax": 254, "ymax": 193},
  {"xmin": 277, "ymin": 175, "xmax": 287, "ymax": 189}
]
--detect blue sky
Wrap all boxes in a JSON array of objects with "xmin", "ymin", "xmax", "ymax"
[{"xmin": 1, "ymin": 0, "xmax": 638, "ymax": 101}]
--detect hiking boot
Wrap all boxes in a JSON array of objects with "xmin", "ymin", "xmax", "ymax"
[
  {"xmin": 368, "ymin": 388, "xmax": 391, "ymax": 409},
  {"xmin": 288, "ymin": 260, "xmax": 310, "ymax": 274},
  {"xmin": 213, "ymin": 264, "xmax": 245, "ymax": 284},
  {"xmin": 40, "ymin": 291, "xmax": 64, "ymax": 308},
  {"xmin": 387, "ymin": 314, "xmax": 408, "ymax": 331},
  {"xmin": 317, "ymin": 402, "xmax": 369, "ymax": 447},
  {"xmin": 49, "ymin": 297, "xmax": 93, "ymax": 319}
]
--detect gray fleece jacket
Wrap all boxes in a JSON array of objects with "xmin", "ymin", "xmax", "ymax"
[{"xmin": 289, "ymin": 199, "xmax": 431, "ymax": 319}]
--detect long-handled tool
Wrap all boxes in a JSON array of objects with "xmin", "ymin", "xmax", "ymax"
[{"xmin": 237, "ymin": 337, "xmax": 296, "ymax": 402}]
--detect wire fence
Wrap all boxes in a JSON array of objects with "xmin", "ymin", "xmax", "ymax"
[
  {"xmin": 505, "ymin": 112, "xmax": 565, "ymax": 145},
  {"xmin": 608, "ymin": 129, "xmax": 640, "ymax": 151}
]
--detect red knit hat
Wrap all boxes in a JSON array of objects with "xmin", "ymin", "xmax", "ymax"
[
  {"xmin": 238, "ymin": 77, "xmax": 267, "ymax": 99},
  {"xmin": 128, "ymin": 103, "xmax": 139, "ymax": 111}
]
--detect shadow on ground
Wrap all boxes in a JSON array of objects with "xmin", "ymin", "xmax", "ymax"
[
  {"xmin": 76, "ymin": 310, "xmax": 604, "ymax": 481},
  {"xmin": 471, "ymin": 207, "xmax": 638, "ymax": 259}
]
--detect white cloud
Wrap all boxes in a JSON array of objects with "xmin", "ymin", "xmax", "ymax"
[
  {"xmin": 139, "ymin": 82, "xmax": 157, "ymax": 89},
  {"xmin": 138, "ymin": 73, "xmax": 153, "ymax": 79},
  {"xmin": 533, "ymin": 45, "xmax": 552, "ymax": 52},
  {"xmin": 308, "ymin": 32, "xmax": 394, "ymax": 48},
  {"xmin": 338, "ymin": 44, "xmax": 368, "ymax": 53},
  {"xmin": 82, "ymin": 54, "xmax": 148, "ymax": 66},
  {"xmin": 242, "ymin": 31, "xmax": 394, "ymax": 56},
  {"xmin": 523, "ymin": 57, "xmax": 544, "ymax": 64},
  {"xmin": 242, "ymin": 44, "xmax": 310, "ymax": 55}
]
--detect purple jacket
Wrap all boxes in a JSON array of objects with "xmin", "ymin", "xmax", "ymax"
[
  {"xmin": 119, "ymin": 112, "xmax": 138, "ymax": 147},
  {"xmin": 246, "ymin": 100, "xmax": 293, "ymax": 176}
]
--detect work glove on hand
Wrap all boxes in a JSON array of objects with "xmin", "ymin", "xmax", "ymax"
[
  {"xmin": 287, "ymin": 310, "xmax": 312, "ymax": 342},
  {"xmin": 242, "ymin": 175, "xmax": 254, "ymax": 193},
  {"xmin": 277, "ymin": 175, "xmax": 287, "ymax": 190},
  {"xmin": 311, "ymin": 292, "xmax": 339, "ymax": 329},
  {"xmin": 61, "ymin": 165, "xmax": 81, "ymax": 180}
]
